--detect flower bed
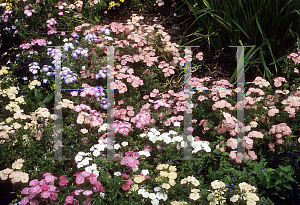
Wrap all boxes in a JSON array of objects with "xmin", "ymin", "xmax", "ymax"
[{"xmin": 1, "ymin": 1, "xmax": 300, "ymax": 205}]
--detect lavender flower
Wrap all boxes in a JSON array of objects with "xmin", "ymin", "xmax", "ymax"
[
  {"xmin": 23, "ymin": 77, "xmax": 28, "ymax": 80},
  {"xmin": 82, "ymin": 66, "xmax": 86, "ymax": 70},
  {"xmin": 95, "ymin": 73, "xmax": 100, "ymax": 79},
  {"xmin": 43, "ymin": 79, "xmax": 48, "ymax": 83},
  {"xmin": 71, "ymin": 52, "xmax": 78, "ymax": 58},
  {"xmin": 72, "ymin": 33, "xmax": 79, "ymax": 38}
]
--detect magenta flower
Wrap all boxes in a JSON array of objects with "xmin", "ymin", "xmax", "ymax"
[
  {"xmin": 59, "ymin": 175, "xmax": 66, "ymax": 181},
  {"xmin": 59, "ymin": 180, "xmax": 67, "ymax": 187},
  {"xmin": 30, "ymin": 199, "xmax": 39, "ymax": 205},
  {"xmin": 21, "ymin": 187, "xmax": 30, "ymax": 195},
  {"xmin": 125, "ymin": 151, "xmax": 133, "ymax": 156},
  {"xmin": 122, "ymin": 183, "xmax": 130, "ymax": 191}
]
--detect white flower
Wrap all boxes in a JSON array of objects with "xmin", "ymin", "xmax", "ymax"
[
  {"xmin": 151, "ymin": 199, "xmax": 159, "ymax": 205},
  {"xmin": 75, "ymin": 155, "xmax": 83, "ymax": 162},
  {"xmin": 154, "ymin": 186, "xmax": 161, "ymax": 192},
  {"xmin": 78, "ymin": 151, "xmax": 86, "ymax": 156},
  {"xmin": 121, "ymin": 141, "xmax": 128, "ymax": 147},
  {"xmin": 77, "ymin": 162, "xmax": 83, "ymax": 168},
  {"xmin": 132, "ymin": 165, "xmax": 139, "ymax": 172},
  {"xmin": 47, "ymin": 41, "xmax": 52, "ymax": 45},
  {"xmin": 93, "ymin": 150, "xmax": 100, "ymax": 157},
  {"xmin": 90, "ymin": 147, "xmax": 95, "ymax": 152},
  {"xmin": 114, "ymin": 144, "xmax": 120, "ymax": 149},
  {"xmin": 201, "ymin": 143, "xmax": 211, "ymax": 152},
  {"xmin": 142, "ymin": 191, "xmax": 150, "ymax": 198},
  {"xmin": 63, "ymin": 38, "xmax": 68, "ymax": 42},
  {"xmin": 85, "ymin": 166, "xmax": 93, "ymax": 173},
  {"xmin": 140, "ymin": 133, "xmax": 147, "ymax": 138},
  {"xmin": 93, "ymin": 170, "xmax": 99, "ymax": 177},
  {"xmin": 100, "ymin": 192, "xmax": 105, "ymax": 198},
  {"xmin": 149, "ymin": 193, "xmax": 156, "ymax": 200},
  {"xmin": 138, "ymin": 188, "xmax": 146, "ymax": 195},
  {"xmin": 162, "ymin": 192, "xmax": 168, "ymax": 201},
  {"xmin": 156, "ymin": 192, "xmax": 164, "ymax": 200},
  {"xmin": 141, "ymin": 169, "xmax": 149, "ymax": 176},
  {"xmin": 163, "ymin": 136, "xmax": 172, "ymax": 144},
  {"xmin": 114, "ymin": 171, "xmax": 121, "ymax": 176},
  {"xmin": 81, "ymin": 159, "xmax": 89, "ymax": 166},
  {"xmin": 174, "ymin": 121, "xmax": 181, "ymax": 127}
]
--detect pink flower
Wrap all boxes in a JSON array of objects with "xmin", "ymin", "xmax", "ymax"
[
  {"xmin": 41, "ymin": 191, "xmax": 51, "ymax": 199},
  {"xmin": 24, "ymin": 10, "xmax": 32, "ymax": 16},
  {"xmin": 29, "ymin": 179, "xmax": 39, "ymax": 187},
  {"xmin": 45, "ymin": 174, "xmax": 56, "ymax": 183},
  {"xmin": 74, "ymin": 189, "xmax": 84, "ymax": 195},
  {"xmin": 76, "ymin": 175, "xmax": 85, "ymax": 185},
  {"xmin": 125, "ymin": 151, "xmax": 133, "ymax": 156},
  {"xmin": 70, "ymin": 91, "xmax": 78, "ymax": 96},
  {"xmin": 89, "ymin": 177, "xmax": 97, "ymax": 185},
  {"xmin": 21, "ymin": 188, "xmax": 30, "ymax": 195},
  {"xmin": 59, "ymin": 180, "xmax": 67, "ymax": 186},
  {"xmin": 29, "ymin": 199, "xmax": 39, "ymax": 205},
  {"xmin": 31, "ymin": 185, "xmax": 42, "ymax": 194},
  {"xmin": 132, "ymin": 152, "xmax": 140, "ymax": 158},
  {"xmin": 58, "ymin": 12, "xmax": 63, "ymax": 15},
  {"xmin": 41, "ymin": 184, "xmax": 49, "ymax": 191},
  {"xmin": 81, "ymin": 171, "xmax": 91, "ymax": 178},
  {"xmin": 21, "ymin": 197, "xmax": 29, "ymax": 205},
  {"xmin": 60, "ymin": 175, "xmax": 66, "ymax": 180},
  {"xmin": 122, "ymin": 183, "xmax": 130, "ymax": 191},
  {"xmin": 65, "ymin": 196, "xmax": 74, "ymax": 204},
  {"xmin": 83, "ymin": 190, "xmax": 93, "ymax": 196},
  {"xmin": 122, "ymin": 174, "xmax": 130, "ymax": 179}
]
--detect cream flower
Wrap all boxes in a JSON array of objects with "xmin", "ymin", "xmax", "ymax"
[
  {"xmin": 161, "ymin": 183, "xmax": 171, "ymax": 189},
  {"xmin": 181, "ymin": 178, "xmax": 188, "ymax": 184},
  {"xmin": 134, "ymin": 176, "xmax": 145, "ymax": 183},
  {"xmin": 230, "ymin": 195, "xmax": 240, "ymax": 203},
  {"xmin": 169, "ymin": 179, "xmax": 176, "ymax": 186},
  {"xmin": 160, "ymin": 171, "xmax": 168, "ymax": 177},
  {"xmin": 80, "ymin": 128, "xmax": 88, "ymax": 134},
  {"xmin": 189, "ymin": 192, "xmax": 201, "ymax": 200},
  {"xmin": 169, "ymin": 166, "xmax": 177, "ymax": 172},
  {"xmin": 168, "ymin": 172, "xmax": 177, "ymax": 179}
]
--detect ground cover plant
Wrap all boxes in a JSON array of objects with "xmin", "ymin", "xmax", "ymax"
[{"xmin": 1, "ymin": 1, "xmax": 300, "ymax": 205}]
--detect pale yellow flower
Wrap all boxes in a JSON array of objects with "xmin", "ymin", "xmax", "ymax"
[
  {"xmin": 246, "ymin": 200, "xmax": 257, "ymax": 205},
  {"xmin": 7, "ymin": 93, "xmax": 16, "ymax": 100},
  {"xmin": 0, "ymin": 172, "xmax": 8, "ymax": 180},
  {"xmin": 239, "ymin": 182, "xmax": 249, "ymax": 191},
  {"xmin": 230, "ymin": 195, "xmax": 240, "ymax": 203},
  {"xmin": 2, "ymin": 168, "xmax": 13, "ymax": 175},
  {"xmin": 169, "ymin": 179, "xmax": 176, "ymax": 186},
  {"xmin": 189, "ymin": 192, "xmax": 201, "ymax": 200},
  {"xmin": 160, "ymin": 171, "xmax": 168, "ymax": 177},
  {"xmin": 180, "ymin": 178, "xmax": 187, "ymax": 184},
  {"xmin": 161, "ymin": 183, "xmax": 171, "ymax": 189},
  {"xmin": 191, "ymin": 179, "xmax": 200, "ymax": 186},
  {"xmin": 5, "ymin": 117, "xmax": 13, "ymax": 123},
  {"xmin": 128, "ymin": 184, "xmax": 139, "ymax": 193},
  {"xmin": 169, "ymin": 166, "xmax": 177, "ymax": 172},
  {"xmin": 168, "ymin": 171, "xmax": 177, "ymax": 179},
  {"xmin": 162, "ymin": 164, "xmax": 169, "ymax": 169},
  {"xmin": 20, "ymin": 172, "xmax": 29, "ymax": 183},
  {"xmin": 191, "ymin": 189, "xmax": 200, "ymax": 193},
  {"xmin": 80, "ymin": 128, "xmax": 88, "ymax": 134},
  {"xmin": 134, "ymin": 176, "xmax": 145, "ymax": 183},
  {"xmin": 15, "ymin": 96, "xmax": 25, "ymax": 104},
  {"xmin": 156, "ymin": 164, "xmax": 164, "ymax": 170},
  {"xmin": 13, "ymin": 123, "xmax": 22, "ymax": 129},
  {"xmin": 0, "ymin": 131, "xmax": 9, "ymax": 139}
]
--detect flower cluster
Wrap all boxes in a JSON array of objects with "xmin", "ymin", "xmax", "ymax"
[
  {"xmin": 0, "ymin": 159, "xmax": 29, "ymax": 184},
  {"xmin": 268, "ymin": 123, "xmax": 292, "ymax": 148},
  {"xmin": 20, "ymin": 173, "xmax": 60, "ymax": 204}
]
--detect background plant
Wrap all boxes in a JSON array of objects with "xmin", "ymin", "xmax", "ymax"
[{"xmin": 181, "ymin": 0, "xmax": 300, "ymax": 86}]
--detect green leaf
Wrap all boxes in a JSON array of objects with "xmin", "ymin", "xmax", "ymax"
[
  {"xmin": 208, "ymin": 166, "xmax": 212, "ymax": 174},
  {"xmin": 283, "ymin": 183, "xmax": 292, "ymax": 190},
  {"xmin": 42, "ymin": 92, "xmax": 54, "ymax": 104},
  {"xmin": 275, "ymin": 179, "xmax": 282, "ymax": 185}
]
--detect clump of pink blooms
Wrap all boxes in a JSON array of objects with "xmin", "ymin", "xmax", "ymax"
[{"xmin": 19, "ymin": 172, "xmax": 104, "ymax": 205}]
